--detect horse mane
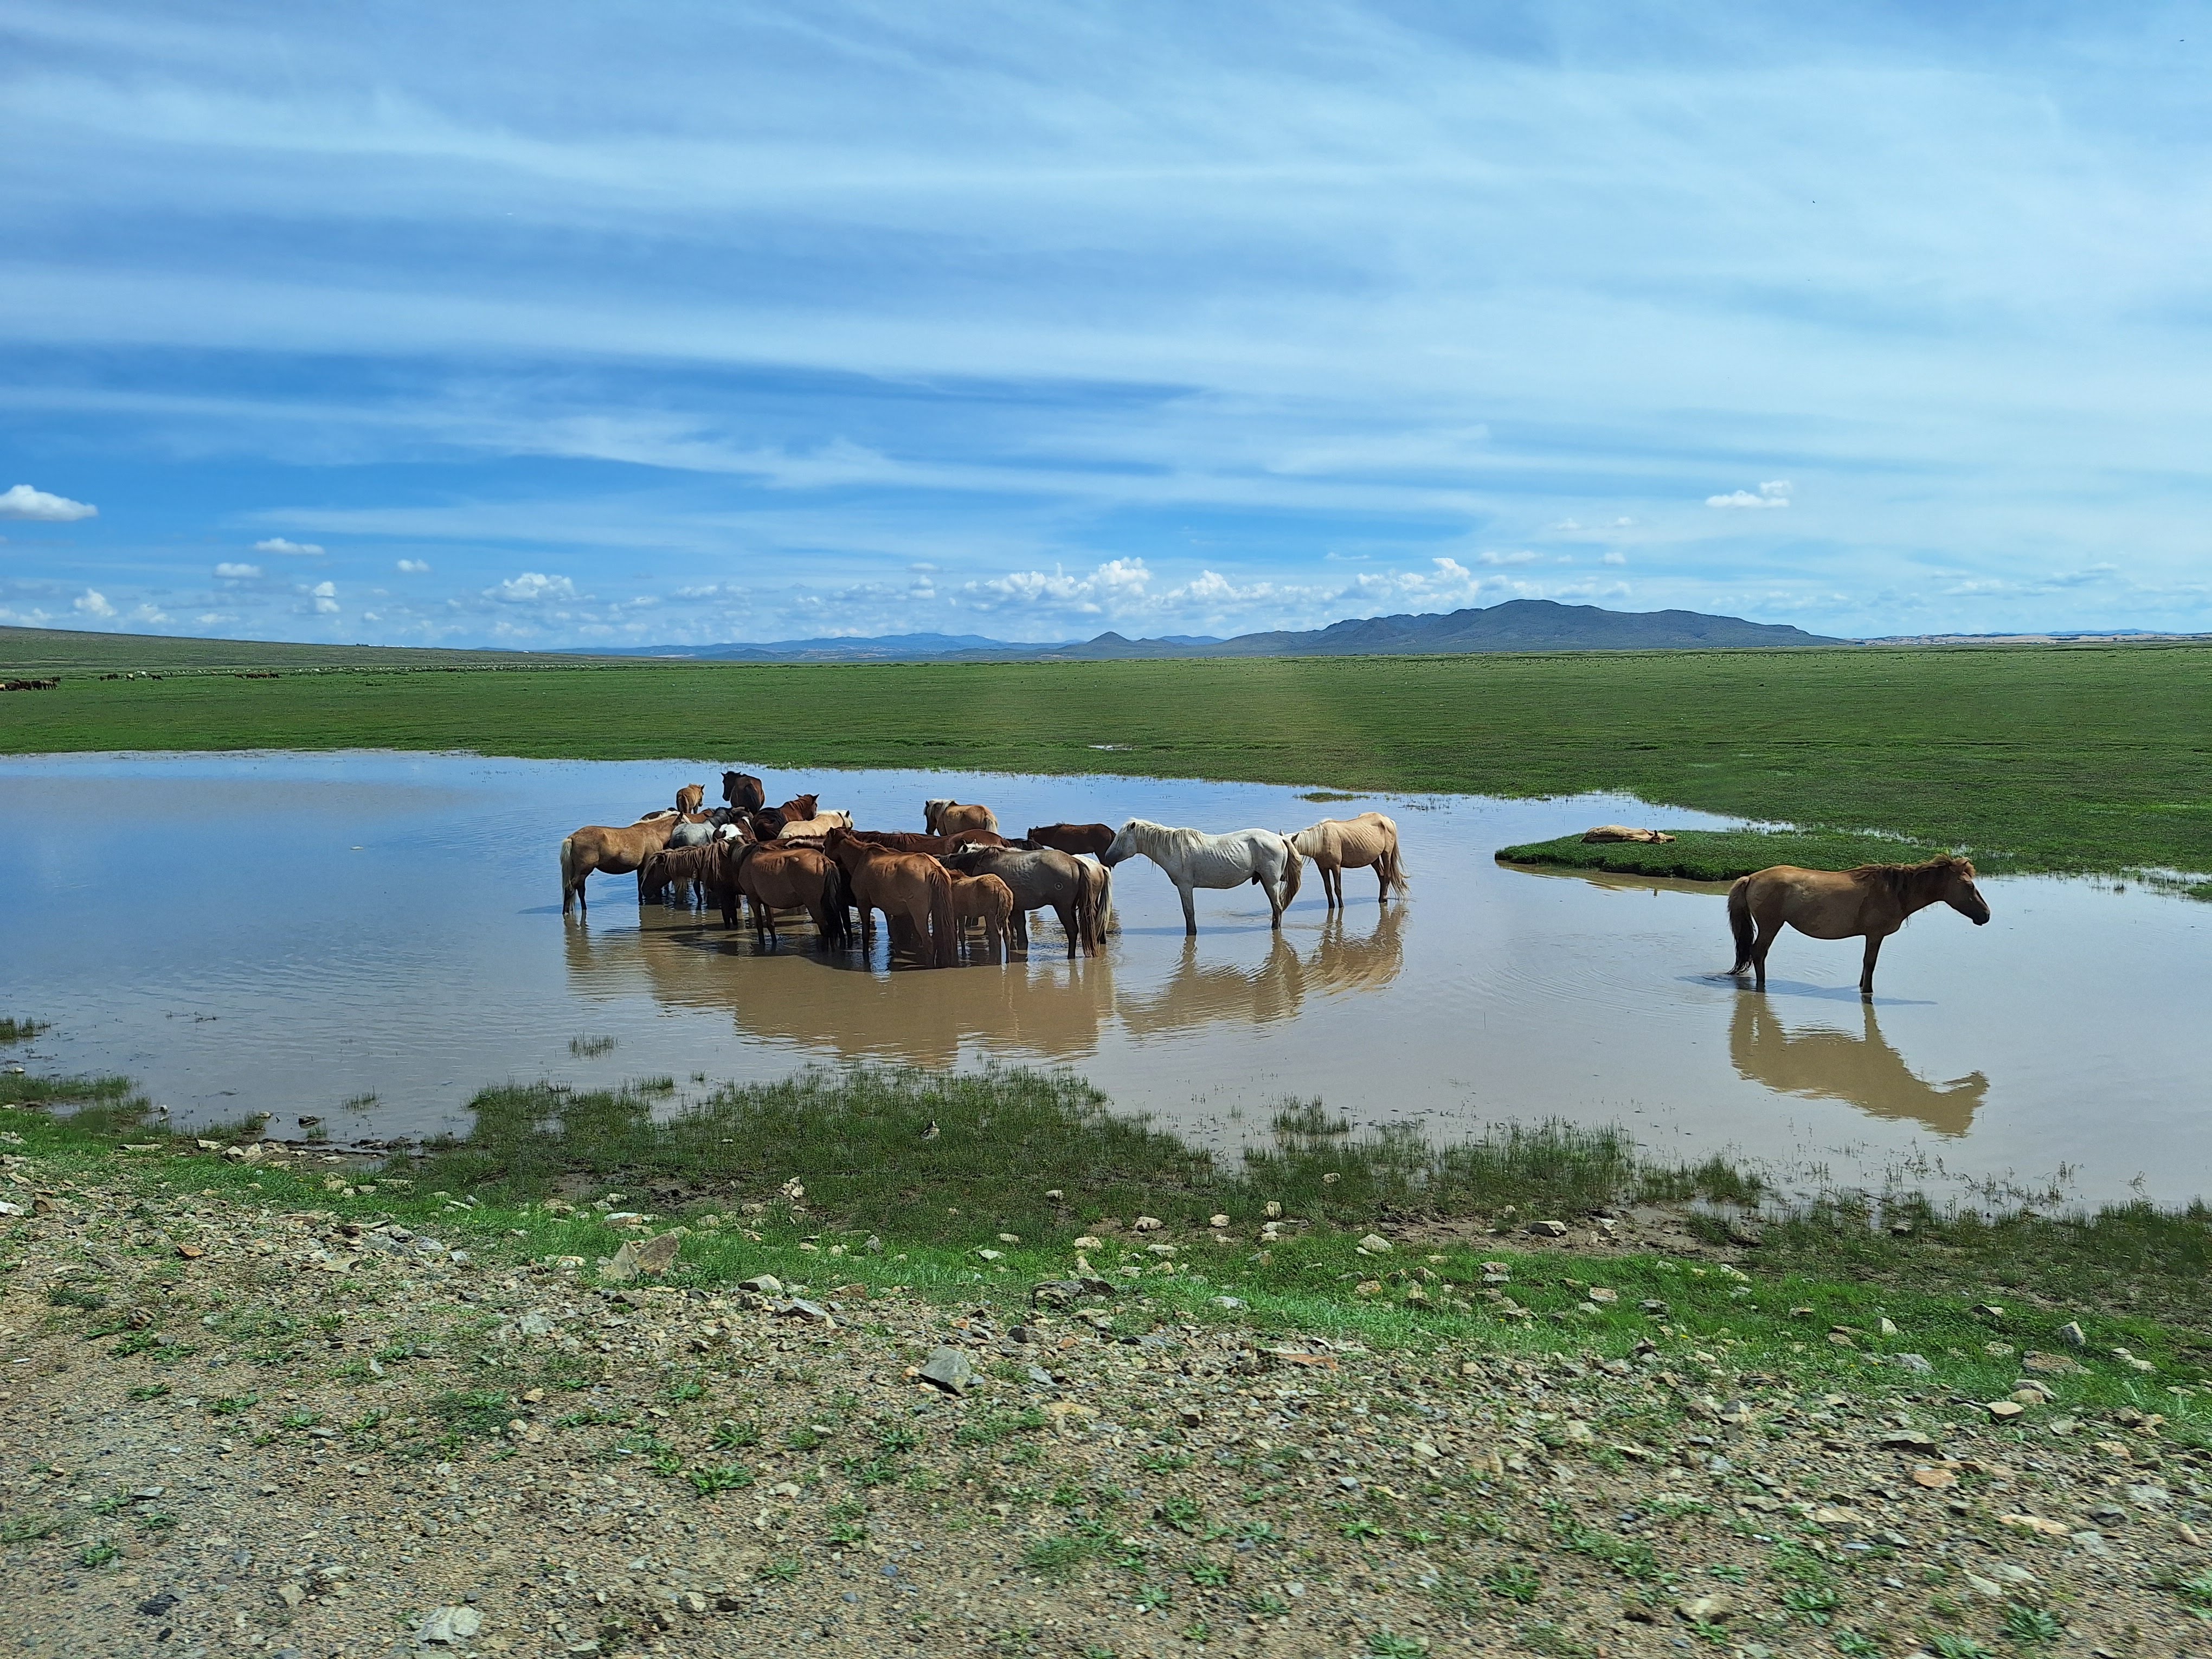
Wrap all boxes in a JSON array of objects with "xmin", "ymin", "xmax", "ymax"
[{"xmin": 1851, "ymin": 854, "xmax": 1964, "ymax": 904}]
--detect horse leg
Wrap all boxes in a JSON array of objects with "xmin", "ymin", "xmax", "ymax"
[
  {"xmin": 1330, "ymin": 863, "xmax": 1344, "ymax": 908},
  {"xmin": 1860, "ymin": 934, "xmax": 1885, "ymax": 998},
  {"xmin": 1373, "ymin": 861, "xmax": 1388, "ymax": 904},
  {"xmin": 1265, "ymin": 872, "xmax": 1285, "ymax": 931},
  {"xmin": 1056, "ymin": 902, "xmax": 1078, "ymax": 960},
  {"xmin": 1179, "ymin": 883, "xmax": 1198, "ymax": 936},
  {"xmin": 1750, "ymin": 919, "xmax": 1782, "ymax": 992}
]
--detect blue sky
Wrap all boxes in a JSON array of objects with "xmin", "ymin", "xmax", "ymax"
[{"xmin": 3, "ymin": 3, "xmax": 2207, "ymax": 648}]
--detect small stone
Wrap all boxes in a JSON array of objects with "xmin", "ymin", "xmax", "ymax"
[
  {"xmin": 1972, "ymin": 1303, "xmax": 2005, "ymax": 1321},
  {"xmin": 2000, "ymin": 1513, "xmax": 2070, "ymax": 1539},
  {"xmin": 1639, "ymin": 1299, "xmax": 1669, "ymax": 1316},
  {"xmin": 737, "ymin": 1275, "xmax": 783, "ymax": 1295},
  {"xmin": 597, "ymin": 1243, "xmax": 641, "ymax": 1283},
  {"xmin": 1677, "ymin": 1594, "xmax": 1735, "ymax": 1623},
  {"xmin": 1132, "ymin": 1216, "xmax": 1163, "ymax": 1232},
  {"xmin": 1891, "ymin": 1353, "xmax": 1934, "ymax": 1374},
  {"xmin": 917, "ymin": 1346, "xmax": 978, "ymax": 1395},
  {"xmin": 415, "ymin": 1605, "xmax": 485, "ymax": 1645},
  {"xmin": 1357, "ymin": 1233, "xmax": 1392, "ymax": 1253},
  {"xmin": 1264, "ymin": 1201, "xmax": 1283, "ymax": 1218},
  {"xmin": 976, "ymin": 1249, "xmax": 1004, "ymax": 1262},
  {"xmin": 278, "ymin": 1582, "xmax": 306, "ymax": 1609},
  {"xmin": 2057, "ymin": 1320, "xmax": 2087, "ymax": 1346},
  {"xmin": 679, "ymin": 1591, "xmax": 708, "ymax": 1615},
  {"xmin": 1043, "ymin": 1190, "xmax": 1064, "ymax": 1202},
  {"xmin": 1987, "ymin": 1400, "xmax": 2027, "ymax": 1421},
  {"xmin": 779, "ymin": 1299, "xmax": 834, "ymax": 1326},
  {"xmin": 1208, "ymin": 1214, "xmax": 1230, "ymax": 1229},
  {"xmin": 1527, "ymin": 1220, "xmax": 1567, "ymax": 1238},
  {"xmin": 633, "ymin": 1232, "xmax": 683, "ymax": 1275},
  {"xmin": 1878, "ymin": 1317, "xmax": 1899, "ymax": 1338},
  {"xmin": 1179, "ymin": 1405, "xmax": 1204, "ymax": 1427},
  {"xmin": 1876, "ymin": 1430, "xmax": 1940, "ymax": 1454},
  {"xmin": 1912, "ymin": 1467, "xmax": 1958, "ymax": 1489},
  {"xmin": 1071, "ymin": 1236, "xmax": 1102, "ymax": 1250},
  {"xmin": 136, "ymin": 1593, "xmax": 181, "ymax": 1617},
  {"xmin": 2022, "ymin": 1351, "xmax": 2083, "ymax": 1375},
  {"xmin": 1586, "ymin": 1287, "xmax": 1618, "ymax": 1304}
]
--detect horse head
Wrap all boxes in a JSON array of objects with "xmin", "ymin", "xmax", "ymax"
[
  {"xmin": 1939, "ymin": 856, "xmax": 1991, "ymax": 925},
  {"xmin": 1099, "ymin": 820, "xmax": 1146, "ymax": 867}
]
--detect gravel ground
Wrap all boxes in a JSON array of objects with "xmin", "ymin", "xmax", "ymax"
[{"xmin": 4, "ymin": 1155, "xmax": 2211, "ymax": 1658}]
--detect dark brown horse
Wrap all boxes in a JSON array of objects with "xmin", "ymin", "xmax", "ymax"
[
  {"xmin": 847, "ymin": 828, "xmax": 1010, "ymax": 857},
  {"xmin": 749, "ymin": 807, "xmax": 789, "ymax": 844},
  {"xmin": 721, "ymin": 771, "xmax": 766, "ymax": 813},
  {"xmin": 639, "ymin": 843, "xmax": 732, "ymax": 912},
  {"xmin": 1726, "ymin": 854, "xmax": 1991, "ymax": 996},
  {"xmin": 1025, "ymin": 822, "xmax": 1115, "ymax": 858},
  {"xmin": 776, "ymin": 794, "xmax": 819, "ymax": 822}
]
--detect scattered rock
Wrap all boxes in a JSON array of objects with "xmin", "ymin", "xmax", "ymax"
[
  {"xmin": 632, "ymin": 1231, "xmax": 683, "ymax": 1275},
  {"xmin": 1357, "ymin": 1233, "xmax": 1392, "ymax": 1253},
  {"xmin": 917, "ymin": 1346, "xmax": 977, "ymax": 1396},
  {"xmin": 2022, "ymin": 1351, "xmax": 2084, "ymax": 1376},
  {"xmin": 1527, "ymin": 1220, "xmax": 1568, "ymax": 1238},
  {"xmin": 1988, "ymin": 1400, "xmax": 2028, "ymax": 1422},
  {"xmin": 2057, "ymin": 1320, "xmax": 2087, "ymax": 1347},
  {"xmin": 415, "ymin": 1605, "xmax": 485, "ymax": 1645},
  {"xmin": 737, "ymin": 1275, "xmax": 783, "ymax": 1295}
]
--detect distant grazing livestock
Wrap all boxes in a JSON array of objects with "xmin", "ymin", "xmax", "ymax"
[
  {"xmin": 1101, "ymin": 819, "xmax": 1301, "ymax": 935},
  {"xmin": 1286, "ymin": 813, "xmax": 1407, "ymax": 909},
  {"xmin": 1726, "ymin": 856, "xmax": 1990, "ymax": 998}
]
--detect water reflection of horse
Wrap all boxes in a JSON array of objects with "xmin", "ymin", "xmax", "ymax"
[
  {"xmin": 1729, "ymin": 996, "xmax": 1986, "ymax": 1137},
  {"xmin": 567, "ymin": 922, "xmax": 1116, "ymax": 1066},
  {"xmin": 1116, "ymin": 908, "xmax": 1404, "ymax": 1036}
]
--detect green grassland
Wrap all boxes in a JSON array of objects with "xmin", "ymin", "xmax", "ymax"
[
  {"xmin": 4, "ymin": 627, "xmax": 2209, "ymax": 876},
  {"xmin": 7, "ymin": 1064, "xmax": 2210, "ymax": 1417},
  {"xmin": 1495, "ymin": 828, "xmax": 1952, "ymax": 883}
]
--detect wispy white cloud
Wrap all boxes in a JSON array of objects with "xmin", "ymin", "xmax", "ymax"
[
  {"xmin": 395, "ymin": 557, "xmax": 430, "ymax": 573},
  {"xmin": 254, "ymin": 536, "xmax": 324, "ymax": 556},
  {"xmin": 0, "ymin": 484, "xmax": 97, "ymax": 522},
  {"xmin": 1706, "ymin": 481, "xmax": 1792, "ymax": 510},
  {"xmin": 487, "ymin": 571, "xmax": 576, "ymax": 603},
  {"xmin": 214, "ymin": 561, "xmax": 261, "ymax": 578}
]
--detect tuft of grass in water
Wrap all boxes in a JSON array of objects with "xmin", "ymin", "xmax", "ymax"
[
  {"xmin": 569, "ymin": 1034, "xmax": 618, "ymax": 1058},
  {"xmin": 1298, "ymin": 790, "xmax": 1362, "ymax": 802},
  {"xmin": 1496, "ymin": 827, "xmax": 1947, "ymax": 884},
  {"xmin": 0, "ymin": 1018, "xmax": 47, "ymax": 1045},
  {"xmin": 341, "ymin": 1092, "xmax": 378, "ymax": 1111}
]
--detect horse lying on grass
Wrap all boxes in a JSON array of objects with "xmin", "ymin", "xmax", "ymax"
[
  {"xmin": 1287, "ymin": 812, "xmax": 1407, "ymax": 908},
  {"xmin": 1726, "ymin": 854, "xmax": 1990, "ymax": 996},
  {"xmin": 1101, "ymin": 819, "xmax": 1302, "ymax": 935}
]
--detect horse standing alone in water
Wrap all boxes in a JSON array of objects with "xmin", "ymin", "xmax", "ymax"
[
  {"xmin": 1286, "ymin": 812, "xmax": 1407, "ymax": 908},
  {"xmin": 1726, "ymin": 854, "xmax": 1990, "ymax": 996}
]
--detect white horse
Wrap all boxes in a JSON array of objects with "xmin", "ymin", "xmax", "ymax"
[{"xmin": 1100, "ymin": 818, "xmax": 1303, "ymax": 935}]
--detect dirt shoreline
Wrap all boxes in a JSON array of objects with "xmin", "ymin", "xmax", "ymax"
[{"xmin": 6, "ymin": 1143, "xmax": 2210, "ymax": 1659}]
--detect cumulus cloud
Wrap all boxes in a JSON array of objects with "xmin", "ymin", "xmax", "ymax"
[
  {"xmin": 488, "ymin": 571, "xmax": 577, "ymax": 603},
  {"xmin": 395, "ymin": 558, "xmax": 432, "ymax": 573},
  {"xmin": 0, "ymin": 484, "xmax": 97, "ymax": 522},
  {"xmin": 74, "ymin": 589, "xmax": 116, "ymax": 618},
  {"xmin": 1602, "ymin": 551, "xmax": 1627, "ymax": 566},
  {"xmin": 1707, "ymin": 481, "xmax": 1792, "ymax": 509},
  {"xmin": 214, "ymin": 562, "xmax": 261, "ymax": 578},
  {"xmin": 254, "ymin": 537, "xmax": 325, "ymax": 556},
  {"xmin": 961, "ymin": 557, "xmax": 1152, "ymax": 614},
  {"xmin": 310, "ymin": 579, "xmax": 339, "ymax": 614}
]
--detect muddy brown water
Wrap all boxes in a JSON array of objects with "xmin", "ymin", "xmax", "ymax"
[{"xmin": 3, "ymin": 753, "xmax": 2207, "ymax": 1206}]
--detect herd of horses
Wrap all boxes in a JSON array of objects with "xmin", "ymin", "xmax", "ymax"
[
  {"xmin": 557, "ymin": 767, "xmax": 1991, "ymax": 992},
  {"xmin": 556, "ymin": 769, "xmax": 1411, "ymax": 969}
]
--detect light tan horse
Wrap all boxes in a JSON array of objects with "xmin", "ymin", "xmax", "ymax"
[
  {"xmin": 948, "ymin": 872, "xmax": 1017, "ymax": 962},
  {"xmin": 1726, "ymin": 854, "xmax": 1990, "ymax": 996},
  {"xmin": 924, "ymin": 799, "xmax": 999, "ymax": 837},
  {"xmin": 776, "ymin": 810, "xmax": 854, "ymax": 839},
  {"xmin": 674, "ymin": 783, "xmax": 705, "ymax": 816},
  {"xmin": 1286, "ymin": 812, "xmax": 1407, "ymax": 908},
  {"xmin": 560, "ymin": 814, "xmax": 680, "ymax": 915},
  {"xmin": 824, "ymin": 829, "xmax": 959, "ymax": 967}
]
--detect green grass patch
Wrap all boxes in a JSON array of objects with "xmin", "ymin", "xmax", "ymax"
[
  {"xmin": 5, "ymin": 639, "xmax": 2211, "ymax": 877},
  {"xmin": 0, "ymin": 1018, "xmax": 46, "ymax": 1045},
  {"xmin": 1496, "ymin": 827, "xmax": 1946, "ymax": 883}
]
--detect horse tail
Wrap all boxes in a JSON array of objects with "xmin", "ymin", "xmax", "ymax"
[
  {"xmin": 560, "ymin": 835, "xmax": 576, "ymax": 913},
  {"xmin": 1095, "ymin": 861, "xmax": 1117, "ymax": 935},
  {"xmin": 1381, "ymin": 832, "xmax": 1410, "ymax": 897},
  {"xmin": 930, "ymin": 865, "xmax": 958, "ymax": 968},
  {"xmin": 1727, "ymin": 876, "xmax": 1756, "ymax": 974},
  {"xmin": 1072, "ymin": 859, "xmax": 1101, "ymax": 955},
  {"xmin": 1279, "ymin": 840, "xmax": 1304, "ymax": 909}
]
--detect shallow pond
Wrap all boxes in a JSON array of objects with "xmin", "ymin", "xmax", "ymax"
[{"xmin": 4, "ymin": 751, "xmax": 2206, "ymax": 1205}]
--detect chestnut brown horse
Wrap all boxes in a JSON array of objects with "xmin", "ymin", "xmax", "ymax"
[
  {"xmin": 824, "ymin": 829, "xmax": 959, "ymax": 967},
  {"xmin": 730, "ymin": 841, "xmax": 850, "ymax": 947},
  {"xmin": 721, "ymin": 771, "xmax": 766, "ymax": 813},
  {"xmin": 924, "ymin": 799, "xmax": 999, "ymax": 837},
  {"xmin": 560, "ymin": 815, "xmax": 680, "ymax": 915},
  {"xmin": 776, "ymin": 794, "xmax": 819, "ymax": 822},
  {"xmin": 1025, "ymin": 822, "xmax": 1115, "ymax": 858},
  {"xmin": 848, "ymin": 828, "xmax": 1010, "ymax": 857},
  {"xmin": 948, "ymin": 872, "xmax": 1018, "ymax": 962},
  {"xmin": 943, "ymin": 845, "xmax": 1104, "ymax": 958},
  {"xmin": 1726, "ymin": 854, "xmax": 1991, "ymax": 996}
]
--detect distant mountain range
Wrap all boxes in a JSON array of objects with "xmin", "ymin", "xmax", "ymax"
[{"xmin": 583, "ymin": 599, "xmax": 1841, "ymax": 663}]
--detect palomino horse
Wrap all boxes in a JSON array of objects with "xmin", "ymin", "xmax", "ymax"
[
  {"xmin": 674, "ymin": 783, "xmax": 705, "ymax": 816},
  {"xmin": 721, "ymin": 771, "xmax": 766, "ymax": 813},
  {"xmin": 924, "ymin": 799, "xmax": 999, "ymax": 837},
  {"xmin": 823, "ymin": 829, "xmax": 959, "ymax": 967},
  {"xmin": 1287, "ymin": 812, "xmax": 1407, "ymax": 908},
  {"xmin": 776, "ymin": 810, "xmax": 854, "ymax": 839},
  {"xmin": 947, "ymin": 872, "xmax": 1018, "ymax": 962},
  {"xmin": 1726, "ymin": 855, "xmax": 1990, "ymax": 996},
  {"xmin": 943, "ymin": 845, "xmax": 1105, "ymax": 957},
  {"xmin": 1100, "ymin": 819, "xmax": 1302, "ymax": 935},
  {"xmin": 1025, "ymin": 822, "xmax": 1114, "ymax": 857},
  {"xmin": 560, "ymin": 815, "xmax": 680, "ymax": 915},
  {"xmin": 730, "ymin": 841, "xmax": 850, "ymax": 948}
]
